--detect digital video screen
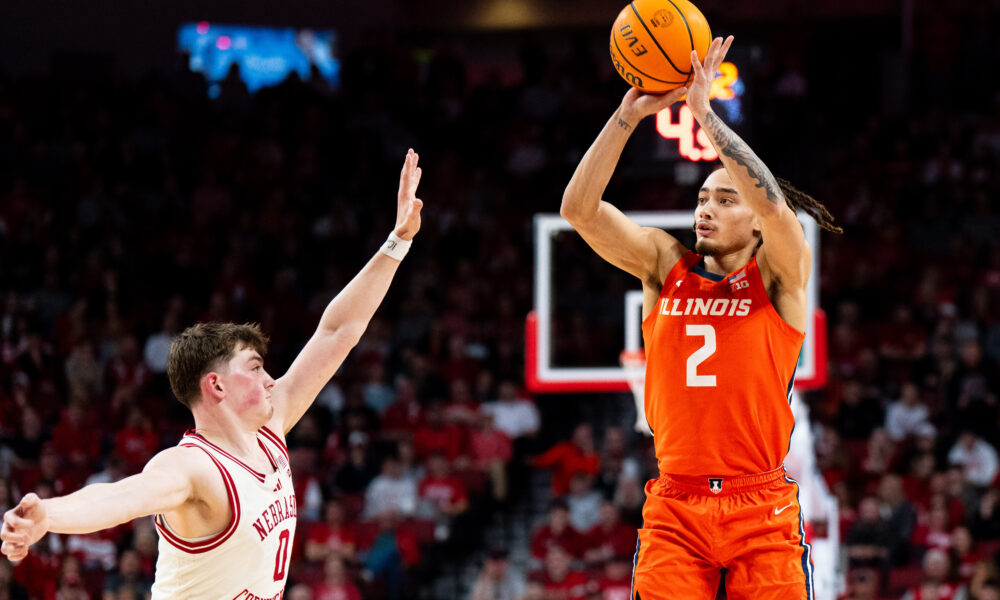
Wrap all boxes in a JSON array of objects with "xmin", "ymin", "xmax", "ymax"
[{"xmin": 178, "ymin": 22, "xmax": 339, "ymax": 96}]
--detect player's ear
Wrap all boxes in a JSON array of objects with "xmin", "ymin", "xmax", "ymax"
[{"xmin": 202, "ymin": 372, "xmax": 226, "ymax": 402}]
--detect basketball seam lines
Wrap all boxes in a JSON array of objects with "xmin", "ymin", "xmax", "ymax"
[
  {"xmin": 664, "ymin": 0, "xmax": 696, "ymax": 59},
  {"xmin": 629, "ymin": 2, "xmax": 689, "ymax": 76},
  {"xmin": 613, "ymin": 34, "xmax": 690, "ymax": 85},
  {"xmin": 663, "ymin": 0, "xmax": 696, "ymax": 86}
]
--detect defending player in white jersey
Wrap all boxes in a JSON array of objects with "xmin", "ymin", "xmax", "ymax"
[{"xmin": 1, "ymin": 150, "xmax": 425, "ymax": 598}]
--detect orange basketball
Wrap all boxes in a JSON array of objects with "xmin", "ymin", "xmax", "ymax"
[{"xmin": 609, "ymin": 0, "xmax": 712, "ymax": 93}]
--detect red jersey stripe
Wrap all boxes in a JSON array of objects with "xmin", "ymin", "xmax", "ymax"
[{"xmin": 154, "ymin": 444, "xmax": 241, "ymax": 553}]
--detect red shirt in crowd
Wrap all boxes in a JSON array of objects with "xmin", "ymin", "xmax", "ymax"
[
  {"xmin": 311, "ymin": 581, "xmax": 363, "ymax": 600},
  {"xmin": 531, "ymin": 524, "xmax": 586, "ymax": 559},
  {"xmin": 584, "ymin": 522, "xmax": 638, "ymax": 560},
  {"xmin": 596, "ymin": 574, "xmax": 632, "ymax": 600},
  {"xmin": 51, "ymin": 412, "xmax": 100, "ymax": 465},
  {"xmin": 381, "ymin": 400, "xmax": 423, "ymax": 437},
  {"xmin": 469, "ymin": 428, "xmax": 512, "ymax": 466},
  {"xmin": 533, "ymin": 571, "xmax": 590, "ymax": 600},
  {"xmin": 114, "ymin": 426, "xmax": 159, "ymax": 473},
  {"xmin": 413, "ymin": 424, "xmax": 466, "ymax": 461},
  {"xmin": 418, "ymin": 475, "xmax": 468, "ymax": 513},
  {"xmin": 532, "ymin": 442, "xmax": 600, "ymax": 496},
  {"xmin": 307, "ymin": 522, "xmax": 357, "ymax": 556}
]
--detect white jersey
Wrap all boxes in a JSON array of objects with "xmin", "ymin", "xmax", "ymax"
[{"xmin": 151, "ymin": 426, "xmax": 297, "ymax": 600}]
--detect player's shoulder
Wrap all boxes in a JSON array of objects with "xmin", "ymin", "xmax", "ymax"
[
  {"xmin": 143, "ymin": 444, "xmax": 218, "ymax": 481},
  {"xmin": 642, "ymin": 227, "xmax": 688, "ymax": 287}
]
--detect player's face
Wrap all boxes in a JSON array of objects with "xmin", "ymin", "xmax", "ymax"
[
  {"xmin": 693, "ymin": 169, "xmax": 759, "ymax": 256},
  {"xmin": 225, "ymin": 347, "xmax": 276, "ymax": 425}
]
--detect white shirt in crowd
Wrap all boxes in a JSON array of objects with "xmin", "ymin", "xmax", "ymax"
[
  {"xmin": 948, "ymin": 436, "xmax": 1000, "ymax": 487},
  {"xmin": 482, "ymin": 399, "xmax": 540, "ymax": 439},
  {"xmin": 884, "ymin": 401, "xmax": 930, "ymax": 441},
  {"xmin": 363, "ymin": 475, "xmax": 417, "ymax": 520}
]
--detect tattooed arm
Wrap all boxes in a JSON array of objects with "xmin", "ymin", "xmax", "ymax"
[
  {"xmin": 687, "ymin": 36, "xmax": 811, "ymax": 292},
  {"xmin": 561, "ymin": 87, "xmax": 688, "ymax": 285}
]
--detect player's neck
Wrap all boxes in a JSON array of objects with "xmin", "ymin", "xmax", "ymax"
[
  {"xmin": 191, "ymin": 411, "xmax": 261, "ymax": 460},
  {"xmin": 702, "ymin": 244, "xmax": 755, "ymax": 277}
]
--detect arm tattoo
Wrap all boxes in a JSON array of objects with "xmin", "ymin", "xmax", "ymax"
[
  {"xmin": 702, "ymin": 112, "xmax": 782, "ymax": 205},
  {"xmin": 617, "ymin": 117, "xmax": 633, "ymax": 132}
]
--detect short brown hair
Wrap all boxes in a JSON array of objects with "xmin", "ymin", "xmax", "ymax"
[{"xmin": 166, "ymin": 322, "xmax": 269, "ymax": 408}]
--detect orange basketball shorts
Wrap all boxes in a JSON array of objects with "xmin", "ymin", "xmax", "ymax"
[{"xmin": 631, "ymin": 467, "xmax": 813, "ymax": 600}]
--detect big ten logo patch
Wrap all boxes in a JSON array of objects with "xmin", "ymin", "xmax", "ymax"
[{"xmin": 650, "ymin": 9, "xmax": 674, "ymax": 28}]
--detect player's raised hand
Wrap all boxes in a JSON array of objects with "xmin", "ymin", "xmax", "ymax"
[
  {"xmin": 394, "ymin": 149, "xmax": 423, "ymax": 241},
  {"xmin": 686, "ymin": 35, "xmax": 734, "ymax": 119},
  {"xmin": 1, "ymin": 493, "xmax": 49, "ymax": 562},
  {"xmin": 619, "ymin": 86, "xmax": 688, "ymax": 126}
]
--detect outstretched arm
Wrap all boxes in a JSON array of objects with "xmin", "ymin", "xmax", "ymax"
[
  {"xmin": 1, "ymin": 447, "xmax": 197, "ymax": 561},
  {"xmin": 270, "ymin": 149, "xmax": 424, "ymax": 434},
  {"xmin": 687, "ymin": 37, "xmax": 810, "ymax": 290},
  {"xmin": 561, "ymin": 88, "xmax": 688, "ymax": 284}
]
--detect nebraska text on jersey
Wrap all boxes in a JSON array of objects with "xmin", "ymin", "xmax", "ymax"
[{"xmin": 150, "ymin": 427, "xmax": 297, "ymax": 599}]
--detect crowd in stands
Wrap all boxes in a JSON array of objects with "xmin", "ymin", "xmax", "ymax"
[{"xmin": 0, "ymin": 10, "xmax": 998, "ymax": 599}]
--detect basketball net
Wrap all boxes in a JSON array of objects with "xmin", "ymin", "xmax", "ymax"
[{"xmin": 619, "ymin": 349, "xmax": 652, "ymax": 436}]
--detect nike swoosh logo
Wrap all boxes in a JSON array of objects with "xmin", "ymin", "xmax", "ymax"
[{"xmin": 774, "ymin": 503, "xmax": 794, "ymax": 515}]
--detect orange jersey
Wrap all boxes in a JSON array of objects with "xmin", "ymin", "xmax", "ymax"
[{"xmin": 641, "ymin": 251, "xmax": 805, "ymax": 476}]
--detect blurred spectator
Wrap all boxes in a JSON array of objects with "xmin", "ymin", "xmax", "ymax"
[
  {"xmin": 444, "ymin": 379, "xmax": 480, "ymax": 427},
  {"xmin": 846, "ymin": 497, "xmax": 891, "ymax": 569},
  {"xmin": 912, "ymin": 504, "xmax": 954, "ymax": 555},
  {"xmin": 413, "ymin": 402, "xmax": 466, "ymax": 463},
  {"xmin": 470, "ymin": 548, "xmax": 524, "ymax": 600},
  {"xmin": 102, "ymin": 549, "xmax": 152, "ymax": 600},
  {"xmin": 949, "ymin": 341, "xmax": 998, "ymax": 437},
  {"xmin": 885, "ymin": 383, "xmax": 930, "ymax": 442},
  {"xmin": 417, "ymin": 451, "xmax": 469, "ymax": 541},
  {"xmin": 481, "ymin": 380, "xmax": 540, "ymax": 441},
  {"xmin": 50, "ymin": 403, "xmax": 101, "ymax": 469},
  {"xmin": 593, "ymin": 553, "xmax": 632, "ymax": 600},
  {"xmin": 380, "ymin": 377, "xmax": 423, "ymax": 441},
  {"xmin": 361, "ymin": 510, "xmax": 420, "ymax": 600},
  {"xmin": 583, "ymin": 501, "xmax": 638, "ymax": 567},
  {"xmin": 287, "ymin": 584, "xmax": 314, "ymax": 600},
  {"xmin": 529, "ymin": 545, "xmax": 589, "ymax": 600},
  {"xmin": 971, "ymin": 488, "xmax": 1000, "ymax": 541},
  {"xmin": 113, "ymin": 407, "xmax": 159, "ymax": 474},
  {"xmin": 362, "ymin": 362, "xmax": 395, "ymax": 415},
  {"xmin": 596, "ymin": 427, "xmax": 641, "ymax": 499},
  {"xmin": 978, "ymin": 578, "xmax": 1000, "ymax": 600},
  {"xmin": 331, "ymin": 433, "xmax": 378, "ymax": 496},
  {"xmin": 531, "ymin": 498, "xmax": 585, "ymax": 560},
  {"xmin": 835, "ymin": 381, "xmax": 884, "ymax": 441},
  {"xmin": 565, "ymin": 472, "xmax": 602, "ymax": 532},
  {"xmin": 840, "ymin": 568, "xmax": 879, "ymax": 600},
  {"xmin": 533, "ymin": 424, "xmax": 599, "ymax": 496},
  {"xmin": 613, "ymin": 476, "xmax": 645, "ymax": 529},
  {"xmin": 0, "ymin": 559, "xmax": 29, "ymax": 600},
  {"xmin": 900, "ymin": 548, "xmax": 964, "ymax": 600},
  {"xmin": 143, "ymin": 312, "xmax": 180, "ymax": 376},
  {"xmin": 878, "ymin": 474, "xmax": 916, "ymax": 565},
  {"xmin": 948, "ymin": 432, "xmax": 999, "ymax": 488},
  {"xmin": 363, "ymin": 453, "xmax": 418, "ymax": 520},
  {"xmin": 468, "ymin": 412, "xmax": 513, "ymax": 503},
  {"xmin": 311, "ymin": 554, "xmax": 362, "ymax": 600},
  {"xmin": 305, "ymin": 497, "xmax": 357, "ymax": 563},
  {"xmin": 951, "ymin": 526, "xmax": 980, "ymax": 585}
]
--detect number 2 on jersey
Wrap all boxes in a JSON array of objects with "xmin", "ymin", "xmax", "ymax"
[
  {"xmin": 273, "ymin": 528, "xmax": 291, "ymax": 581},
  {"xmin": 685, "ymin": 324, "xmax": 717, "ymax": 387}
]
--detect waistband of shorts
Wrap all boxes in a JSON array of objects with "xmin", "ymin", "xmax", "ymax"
[{"xmin": 657, "ymin": 466, "xmax": 788, "ymax": 496}]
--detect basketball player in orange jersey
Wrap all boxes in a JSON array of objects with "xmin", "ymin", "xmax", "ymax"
[
  {"xmin": 561, "ymin": 37, "xmax": 841, "ymax": 600},
  {"xmin": 1, "ymin": 150, "xmax": 425, "ymax": 598}
]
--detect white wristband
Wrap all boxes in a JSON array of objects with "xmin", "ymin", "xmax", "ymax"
[{"xmin": 380, "ymin": 231, "xmax": 411, "ymax": 261}]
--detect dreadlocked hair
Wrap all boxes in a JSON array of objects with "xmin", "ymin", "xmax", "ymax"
[{"xmin": 775, "ymin": 177, "xmax": 843, "ymax": 234}]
